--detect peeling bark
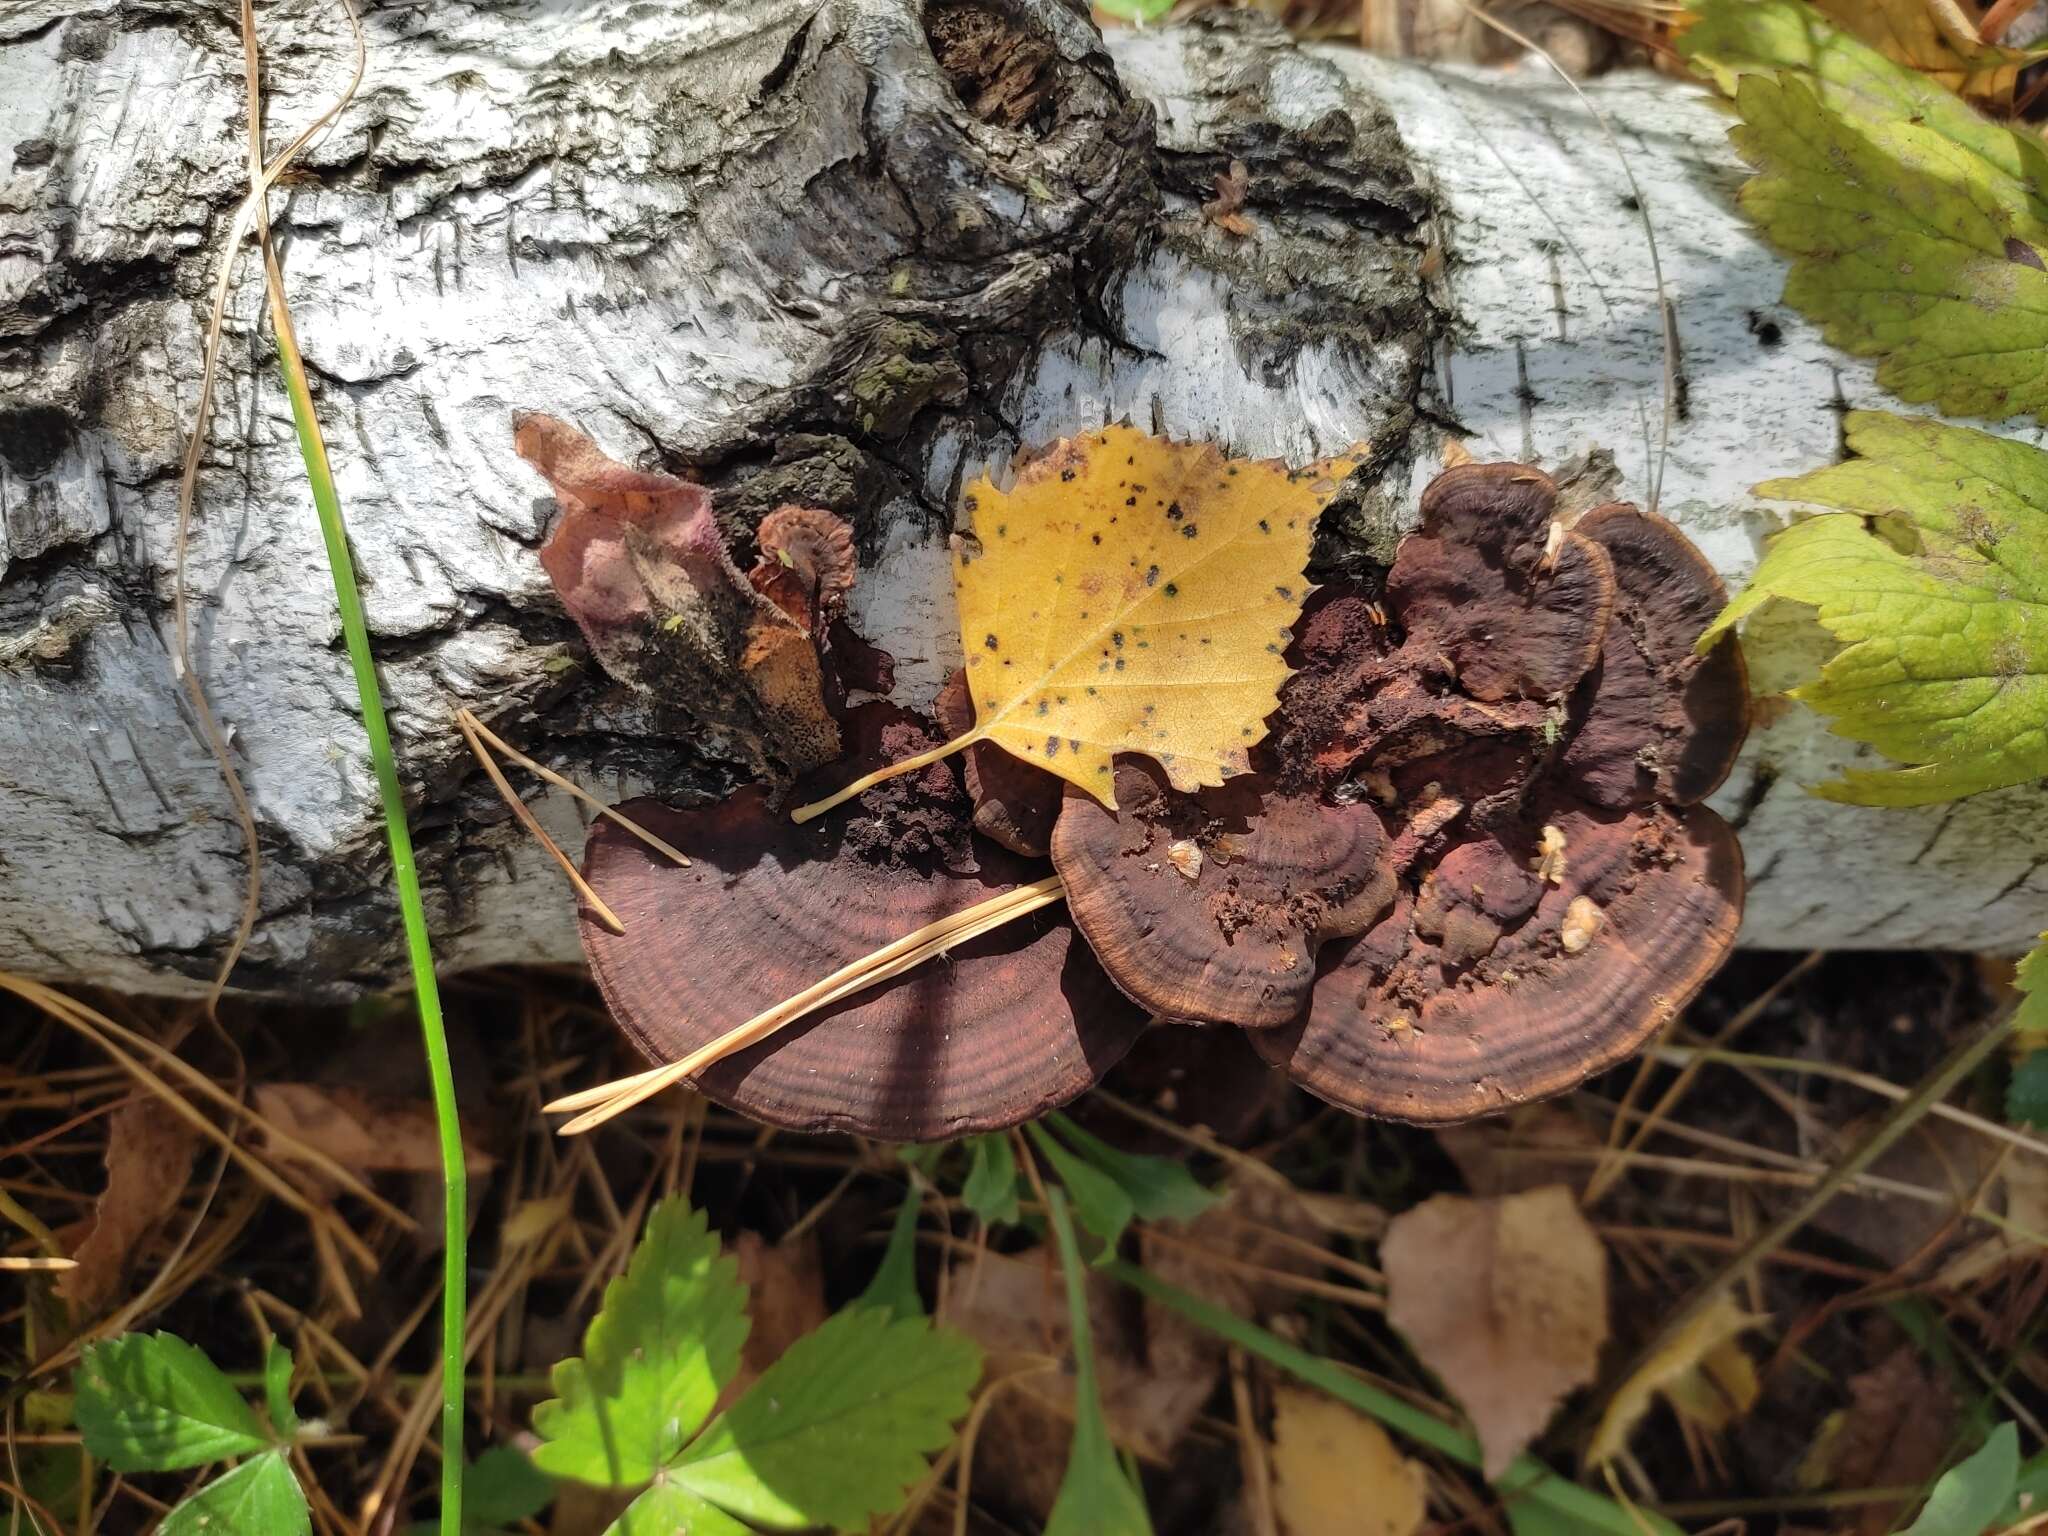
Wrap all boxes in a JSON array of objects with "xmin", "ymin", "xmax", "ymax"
[{"xmin": 2, "ymin": 0, "xmax": 2044, "ymax": 995}]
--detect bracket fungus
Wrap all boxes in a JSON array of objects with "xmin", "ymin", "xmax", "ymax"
[
  {"xmin": 530, "ymin": 428, "xmax": 1746, "ymax": 1141},
  {"xmin": 1249, "ymin": 463, "xmax": 1750, "ymax": 1124},
  {"xmin": 577, "ymin": 710, "xmax": 1147, "ymax": 1140},
  {"xmin": 1050, "ymin": 757, "xmax": 1392, "ymax": 1028}
]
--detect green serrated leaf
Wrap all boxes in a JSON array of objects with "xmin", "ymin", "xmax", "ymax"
[
  {"xmin": 672, "ymin": 1306, "xmax": 981, "ymax": 1531},
  {"xmin": 532, "ymin": 1198, "xmax": 750, "ymax": 1487},
  {"xmin": 263, "ymin": 1340, "xmax": 297, "ymax": 1442},
  {"xmin": 159, "ymin": 1451, "xmax": 311, "ymax": 1536},
  {"xmin": 1026, "ymin": 1122, "xmax": 1135, "ymax": 1250},
  {"xmin": 1046, "ymin": 1114, "xmax": 1219, "ymax": 1227},
  {"xmin": 962, "ymin": 1133, "xmax": 1021, "ymax": 1227},
  {"xmin": 75, "ymin": 1333, "xmax": 270, "ymax": 1473},
  {"xmin": 859, "ymin": 1185, "xmax": 927, "ymax": 1322},
  {"xmin": 1681, "ymin": 1, "xmax": 2048, "ymax": 421},
  {"xmin": 607, "ymin": 1480, "xmax": 751, "ymax": 1536},
  {"xmin": 466, "ymin": 1446, "xmax": 555, "ymax": 1528},
  {"xmin": 1901, "ymin": 1421, "xmax": 2018, "ymax": 1535},
  {"xmin": 1044, "ymin": 1188, "xmax": 1154, "ymax": 1536},
  {"xmin": 1703, "ymin": 411, "xmax": 2048, "ymax": 804},
  {"xmin": 1683, "ymin": 0, "xmax": 2048, "ymax": 159}
]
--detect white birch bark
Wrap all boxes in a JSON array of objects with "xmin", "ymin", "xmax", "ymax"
[{"xmin": 1, "ymin": 0, "xmax": 2040, "ymax": 994}]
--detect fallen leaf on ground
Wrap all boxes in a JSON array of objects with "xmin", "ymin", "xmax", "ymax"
[
  {"xmin": 1801, "ymin": 1344, "xmax": 1959, "ymax": 1536},
  {"xmin": 951, "ymin": 425, "xmax": 1361, "ymax": 805},
  {"xmin": 1267, "ymin": 1385, "xmax": 1426, "ymax": 1536},
  {"xmin": 939, "ymin": 1244, "xmax": 1218, "ymax": 1519},
  {"xmin": 59, "ymin": 1099, "xmax": 198, "ymax": 1317},
  {"xmin": 1381, "ymin": 1186, "xmax": 1607, "ymax": 1478},
  {"xmin": 1587, "ymin": 1294, "xmax": 1763, "ymax": 1465},
  {"xmin": 251, "ymin": 1084, "xmax": 494, "ymax": 1176},
  {"xmin": 1435, "ymin": 1104, "xmax": 1602, "ymax": 1198}
]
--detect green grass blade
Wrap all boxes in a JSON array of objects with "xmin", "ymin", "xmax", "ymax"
[{"xmin": 267, "ymin": 290, "xmax": 466, "ymax": 1534}]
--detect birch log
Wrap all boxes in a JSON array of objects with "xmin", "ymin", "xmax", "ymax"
[{"xmin": 2, "ymin": 0, "xmax": 2043, "ymax": 996}]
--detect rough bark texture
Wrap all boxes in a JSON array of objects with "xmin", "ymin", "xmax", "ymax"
[{"xmin": 3, "ymin": 0, "xmax": 2045, "ymax": 995}]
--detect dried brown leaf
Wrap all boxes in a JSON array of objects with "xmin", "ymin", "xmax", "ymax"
[
  {"xmin": 58, "ymin": 1099, "xmax": 198, "ymax": 1316},
  {"xmin": 1382, "ymin": 1185, "xmax": 1608, "ymax": 1478},
  {"xmin": 251, "ymin": 1083, "xmax": 494, "ymax": 1176}
]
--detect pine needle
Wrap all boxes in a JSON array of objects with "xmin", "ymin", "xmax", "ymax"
[{"xmin": 547, "ymin": 876, "xmax": 1067, "ymax": 1132}]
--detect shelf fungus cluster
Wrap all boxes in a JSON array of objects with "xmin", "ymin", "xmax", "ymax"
[{"xmin": 523, "ymin": 423, "xmax": 1747, "ymax": 1138}]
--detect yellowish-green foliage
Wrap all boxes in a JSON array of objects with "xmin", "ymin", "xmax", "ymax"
[
  {"xmin": 952, "ymin": 425, "xmax": 1357, "ymax": 808},
  {"xmin": 1808, "ymin": 0, "xmax": 2048, "ymax": 106},
  {"xmin": 1682, "ymin": 0, "xmax": 2048, "ymax": 421},
  {"xmin": 1702, "ymin": 410, "xmax": 2048, "ymax": 807}
]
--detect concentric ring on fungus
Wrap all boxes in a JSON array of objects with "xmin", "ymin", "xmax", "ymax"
[
  {"xmin": 577, "ymin": 708, "xmax": 1148, "ymax": 1141},
  {"xmin": 1247, "ymin": 459, "xmax": 1751, "ymax": 1123}
]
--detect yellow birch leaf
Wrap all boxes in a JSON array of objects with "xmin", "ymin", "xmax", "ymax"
[
  {"xmin": 1268, "ymin": 1386, "xmax": 1426, "ymax": 1536},
  {"xmin": 792, "ymin": 426, "xmax": 1363, "ymax": 821},
  {"xmin": 952, "ymin": 425, "xmax": 1358, "ymax": 808}
]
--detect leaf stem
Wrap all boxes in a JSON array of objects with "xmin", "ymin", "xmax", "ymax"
[
  {"xmin": 1103, "ymin": 1260, "xmax": 1679, "ymax": 1536},
  {"xmin": 789, "ymin": 730, "xmax": 982, "ymax": 824},
  {"xmin": 260, "ymin": 220, "xmax": 466, "ymax": 1536}
]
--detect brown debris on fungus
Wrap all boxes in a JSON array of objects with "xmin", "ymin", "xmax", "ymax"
[
  {"xmin": 577, "ymin": 721, "xmax": 1147, "ymax": 1138},
  {"xmin": 1251, "ymin": 803, "xmax": 1743, "ymax": 1122},
  {"xmin": 515, "ymin": 413, "xmax": 841, "ymax": 779},
  {"xmin": 1050, "ymin": 757, "xmax": 1393, "ymax": 1029},
  {"xmin": 1247, "ymin": 457, "xmax": 1750, "ymax": 1124}
]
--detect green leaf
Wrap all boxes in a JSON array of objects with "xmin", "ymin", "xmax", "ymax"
[
  {"xmin": 606, "ymin": 1481, "xmax": 751, "ymax": 1536},
  {"xmin": 671, "ymin": 1306, "xmax": 981, "ymax": 1531},
  {"xmin": 1026, "ymin": 1122, "xmax": 1135, "ymax": 1250},
  {"xmin": 16, "ymin": 1444, "xmax": 92, "ymax": 1529},
  {"xmin": 1680, "ymin": 1, "xmax": 2048, "ymax": 421},
  {"xmin": 466, "ymin": 1446, "xmax": 555, "ymax": 1528},
  {"xmin": 1702, "ymin": 411, "xmax": 2048, "ymax": 804},
  {"xmin": 2012, "ymin": 1050, "xmax": 2048, "ymax": 1128},
  {"xmin": 1901, "ymin": 1421, "xmax": 2019, "ymax": 1535},
  {"xmin": 2012, "ymin": 939, "xmax": 2048, "ymax": 1128},
  {"xmin": 1093, "ymin": 0, "xmax": 1173, "ymax": 21},
  {"xmin": 859, "ymin": 1185, "xmax": 927, "ymax": 1322},
  {"xmin": 962, "ymin": 1134, "xmax": 1021, "ymax": 1227},
  {"xmin": 1682, "ymin": 0, "xmax": 2042, "ymax": 168},
  {"xmin": 1044, "ymin": 1188, "xmax": 1154, "ymax": 1536},
  {"xmin": 75, "ymin": 1333, "xmax": 270, "ymax": 1473},
  {"xmin": 159, "ymin": 1451, "xmax": 311, "ymax": 1536},
  {"xmin": 1046, "ymin": 1114, "xmax": 1219, "ymax": 1226},
  {"xmin": 532, "ymin": 1197, "xmax": 750, "ymax": 1487},
  {"xmin": 1504, "ymin": 1499, "xmax": 1581, "ymax": 1536},
  {"xmin": 1998, "ymin": 1448, "xmax": 2048, "ymax": 1523},
  {"xmin": 263, "ymin": 1340, "xmax": 297, "ymax": 1441},
  {"xmin": 400, "ymin": 1446, "xmax": 557, "ymax": 1536}
]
